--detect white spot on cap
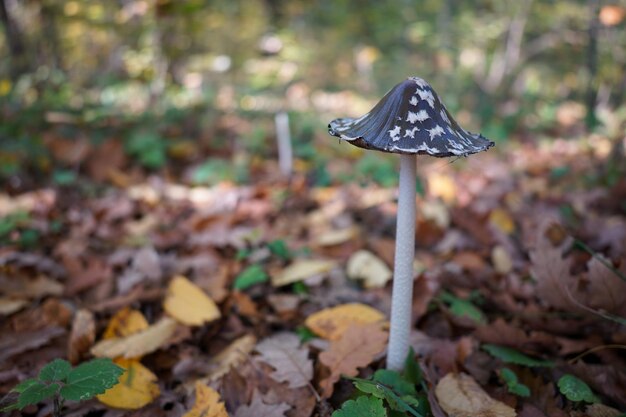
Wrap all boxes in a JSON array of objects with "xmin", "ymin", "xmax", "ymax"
[
  {"xmin": 416, "ymin": 89, "xmax": 435, "ymax": 108},
  {"xmin": 404, "ymin": 127, "xmax": 420, "ymax": 138},
  {"xmin": 410, "ymin": 77, "xmax": 429, "ymax": 89},
  {"xmin": 428, "ymin": 125, "xmax": 444, "ymax": 141},
  {"xmin": 389, "ymin": 125, "xmax": 401, "ymax": 141},
  {"xmin": 440, "ymin": 109, "xmax": 451, "ymax": 125},
  {"xmin": 406, "ymin": 110, "xmax": 430, "ymax": 124},
  {"xmin": 409, "ymin": 96, "xmax": 418, "ymax": 106}
]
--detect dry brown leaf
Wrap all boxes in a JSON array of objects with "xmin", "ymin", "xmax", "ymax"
[
  {"xmin": 91, "ymin": 317, "xmax": 177, "ymax": 359},
  {"xmin": 315, "ymin": 226, "xmax": 359, "ymax": 247},
  {"xmin": 0, "ymin": 297, "xmax": 28, "ymax": 315},
  {"xmin": 255, "ymin": 333, "xmax": 313, "ymax": 389},
  {"xmin": 164, "ymin": 275, "xmax": 221, "ymax": 326},
  {"xmin": 234, "ymin": 389, "xmax": 290, "ymax": 417},
  {"xmin": 272, "ymin": 259, "xmax": 338, "ymax": 287},
  {"xmin": 182, "ymin": 381, "xmax": 228, "ymax": 417},
  {"xmin": 346, "ymin": 250, "xmax": 392, "ymax": 288},
  {"xmin": 489, "ymin": 208, "xmax": 516, "ymax": 235},
  {"xmin": 201, "ymin": 334, "xmax": 257, "ymax": 383},
  {"xmin": 68, "ymin": 309, "xmax": 95, "ymax": 364},
  {"xmin": 492, "ymin": 245, "xmax": 513, "ymax": 274},
  {"xmin": 305, "ymin": 303, "xmax": 387, "ymax": 340},
  {"xmin": 0, "ymin": 275, "xmax": 63, "ymax": 298},
  {"xmin": 586, "ymin": 257, "xmax": 626, "ymax": 316},
  {"xmin": 318, "ymin": 324, "xmax": 388, "ymax": 398},
  {"xmin": 530, "ymin": 240, "xmax": 578, "ymax": 311},
  {"xmin": 435, "ymin": 373, "xmax": 516, "ymax": 417},
  {"xmin": 97, "ymin": 358, "xmax": 160, "ymax": 410}
]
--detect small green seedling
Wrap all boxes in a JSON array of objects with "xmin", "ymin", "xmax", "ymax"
[
  {"xmin": 2, "ymin": 358, "xmax": 123, "ymax": 417},
  {"xmin": 438, "ymin": 291, "xmax": 487, "ymax": 325},
  {"xmin": 332, "ymin": 349, "xmax": 430, "ymax": 417},
  {"xmin": 499, "ymin": 368, "xmax": 530, "ymax": 397},
  {"xmin": 557, "ymin": 374, "xmax": 600, "ymax": 404},
  {"xmin": 233, "ymin": 264, "xmax": 269, "ymax": 290},
  {"xmin": 482, "ymin": 344, "xmax": 555, "ymax": 367}
]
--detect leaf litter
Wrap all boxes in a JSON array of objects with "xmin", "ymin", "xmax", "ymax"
[{"xmin": 1, "ymin": 133, "xmax": 625, "ymax": 416}]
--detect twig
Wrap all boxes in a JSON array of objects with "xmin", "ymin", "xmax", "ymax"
[{"xmin": 568, "ymin": 344, "xmax": 626, "ymax": 364}]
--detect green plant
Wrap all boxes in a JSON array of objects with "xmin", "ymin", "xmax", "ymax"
[
  {"xmin": 233, "ymin": 264, "xmax": 269, "ymax": 290},
  {"xmin": 438, "ymin": 291, "xmax": 487, "ymax": 324},
  {"xmin": 557, "ymin": 374, "xmax": 600, "ymax": 404},
  {"xmin": 2, "ymin": 358, "xmax": 123, "ymax": 416},
  {"xmin": 332, "ymin": 349, "xmax": 430, "ymax": 417},
  {"xmin": 499, "ymin": 368, "xmax": 530, "ymax": 397},
  {"xmin": 482, "ymin": 344, "xmax": 555, "ymax": 367}
]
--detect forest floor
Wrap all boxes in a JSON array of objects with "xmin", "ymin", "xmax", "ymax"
[{"xmin": 0, "ymin": 130, "xmax": 625, "ymax": 417}]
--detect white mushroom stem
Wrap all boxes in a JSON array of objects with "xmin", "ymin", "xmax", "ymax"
[
  {"xmin": 387, "ymin": 153, "xmax": 417, "ymax": 370},
  {"xmin": 275, "ymin": 111, "xmax": 293, "ymax": 178}
]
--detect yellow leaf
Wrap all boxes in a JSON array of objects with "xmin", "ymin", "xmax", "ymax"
[
  {"xmin": 428, "ymin": 173, "xmax": 457, "ymax": 204},
  {"xmin": 102, "ymin": 307, "xmax": 149, "ymax": 340},
  {"xmin": 182, "ymin": 382, "xmax": 228, "ymax": 417},
  {"xmin": 272, "ymin": 259, "xmax": 338, "ymax": 287},
  {"xmin": 435, "ymin": 373, "xmax": 516, "ymax": 417},
  {"xmin": 91, "ymin": 317, "xmax": 177, "ymax": 359},
  {"xmin": 315, "ymin": 226, "xmax": 359, "ymax": 247},
  {"xmin": 97, "ymin": 358, "xmax": 160, "ymax": 410},
  {"xmin": 164, "ymin": 275, "xmax": 221, "ymax": 326},
  {"xmin": 489, "ymin": 208, "xmax": 515, "ymax": 235},
  {"xmin": 346, "ymin": 250, "xmax": 392, "ymax": 289},
  {"xmin": 305, "ymin": 303, "xmax": 386, "ymax": 340}
]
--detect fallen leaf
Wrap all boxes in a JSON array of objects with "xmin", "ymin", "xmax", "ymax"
[
  {"xmin": 96, "ymin": 358, "xmax": 160, "ymax": 410},
  {"xmin": 68, "ymin": 309, "xmax": 95, "ymax": 364},
  {"xmin": 585, "ymin": 257, "xmax": 626, "ymax": 316},
  {"xmin": 202, "ymin": 334, "xmax": 257, "ymax": 383},
  {"xmin": 346, "ymin": 250, "xmax": 392, "ymax": 288},
  {"xmin": 489, "ymin": 208, "xmax": 516, "ymax": 235},
  {"xmin": 305, "ymin": 303, "xmax": 387, "ymax": 340},
  {"xmin": 0, "ymin": 297, "xmax": 28, "ymax": 315},
  {"xmin": 0, "ymin": 275, "xmax": 64, "ymax": 298},
  {"xmin": 530, "ymin": 239, "xmax": 578, "ymax": 311},
  {"xmin": 102, "ymin": 307, "xmax": 149, "ymax": 340},
  {"xmin": 91, "ymin": 317, "xmax": 177, "ymax": 359},
  {"xmin": 428, "ymin": 173, "xmax": 457, "ymax": 204},
  {"xmin": 318, "ymin": 324, "xmax": 388, "ymax": 398},
  {"xmin": 182, "ymin": 381, "xmax": 228, "ymax": 417},
  {"xmin": 255, "ymin": 333, "xmax": 313, "ymax": 389},
  {"xmin": 435, "ymin": 372, "xmax": 516, "ymax": 417},
  {"xmin": 163, "ymin": 275, "xmax": 221, "ymax": 326},
  {"xmin": 492, "ymin": 245, "xmax": 513, "ymax": 274},
  {"xmin": 315, "ymin": 226, "xmax": 359, "ymax": 246},
  {"xmin": 272, "ymin": 259, "xmax": 337, "ymax": 287},
  {"xmin": 234, "ymin": 390, "xmax": 290, "ymax": 417},
  {"xmin": 0, "ymin": 326, "xmax": 65, "ymax": 362}
]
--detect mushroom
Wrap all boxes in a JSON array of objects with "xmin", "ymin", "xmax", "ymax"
[{"xmin": 328, "ymin": 76, "xmax": 494, "ymax": 370}]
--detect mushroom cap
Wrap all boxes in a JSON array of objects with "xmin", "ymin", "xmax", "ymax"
[{"xmin": 328, "ymin": 77, "xmax": 495, "ymax": 157}]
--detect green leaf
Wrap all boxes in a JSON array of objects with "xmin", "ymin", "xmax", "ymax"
[
  {"xmin": 557, "ymin": 374, "xmax": 600, "ymax": 403},
  {"xmin": 373, "ymin": 370, "xmax": 416, "ymax": 397},
  {"xmin": 268, "ymin": 239, "xmax": 292, "ymax": 260},
  {"xmin": 482, "ymin": 344, "xmax": 555, "ymax": 367},
  {"xmin": 17, "ymin": 381, "xmax": 59, "ymax": 409},
  {"xmin": 439, "ymin": 292, "xmax": 486, "ymax": 324},
  {"xmin": 350, "ymin": 377, "xmax": 423, "ymax": 417},
  {"xmin": 402, "ymin": 347, "xmax": 422, "ymax": 385},
  {"xmin": 39, "ymin": 359, "xmax": 72, "ymax": 382},
  {"xmin": 332, "ymin": 395, "xmax": 387, "ymax": 417},
  {"xmin": 59, "ymin": 358, "xmax": 123, "ymax": 402},
  {"xmin": 296, "ymin": 325, "xmax": 315, "ymax": 343},
  {"xmin": 233, "ymin": 264, "xmax": 269, "ymax": 290},
  {"xmin": 292, "ymin": 281, "xmax": 309, "ymax": 295},
  {"xmin": 52, "ymin": 169, "xmax": 77, "ymax": 185},
  {"xmin": 12, "ymin": 378, "xmax": 39, "ymax": 393},
  {"xmin": 500, "ymin": 368, "xmax": 530, "ymax": 397}
]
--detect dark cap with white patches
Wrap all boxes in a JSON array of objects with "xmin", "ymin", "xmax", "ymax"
[{"xmin": 328, "ymin": 77, "xmax": 494, "ymax": 157}]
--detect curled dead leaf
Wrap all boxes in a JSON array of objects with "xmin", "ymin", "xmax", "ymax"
[
  {"xmin": 164, "ymin": 275, "xmax": 221, "ymax": 326},
  {"xmin": 435, "ymin": 373, "xmax": 516, "ymax": 417},
  {"xmin": 346, "ymin": 250, "xmax": 392, "ymax": 289},
  {"xmin": 97, "ymin": 358, "xmax": 160, "ymax": 410},
  {"xmin": 272, "ymin": 259, "xmax": 338, "ymax": 287},
  {"xmin": 182, "ymin": 381, "xmax": 228, "ymax": 417}
]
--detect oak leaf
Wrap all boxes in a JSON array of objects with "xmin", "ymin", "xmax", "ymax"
[
  {"xmin": 435, "ymin": 373, "xmax": 516, "ymax": 417},
  {"xmin": 255, "ymin": 332, "xmax": 313, "ymax": 389},
  {"xmin": 91, "ymin": 317, "xmax": 177, "ymax": 359},
  {"xmin": 318, "ymin": 324, "xmax": 388, "ymax": 398},
  {"xmin": 96, "ymin": 358, "xmax": 160, "ymax": 409},
  {"xmin": 305, "ymin": 303, "xmax": 386, "ymax": 340},
  {"xmin": 234, "ymin": 390, "xmax": 290, "ymax": 417},
  {"xmin": 586, "ymin": 257, "xmax": 626, "ymax": 316},
  {"xmin": 182, "ymin": 381, "xmax": 228, "ymax": 417},
  {"xmin": 164, "ymin": 275, "xmax": 221, "ymax": 326}
]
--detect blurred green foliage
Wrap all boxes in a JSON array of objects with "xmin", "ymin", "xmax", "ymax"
[{"xmin": 0, "ymin": 0, "xmax": 624, "ymax": 184}]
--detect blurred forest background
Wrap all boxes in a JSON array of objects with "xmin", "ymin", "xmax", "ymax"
[{"xmin": 1, "ymin": 0, "xmax": 625, "ymax": 187}]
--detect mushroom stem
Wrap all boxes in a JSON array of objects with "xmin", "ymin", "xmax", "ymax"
[{"xmin": 387, "ymin": 153, "xmax": 417, "ymax": 370}]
